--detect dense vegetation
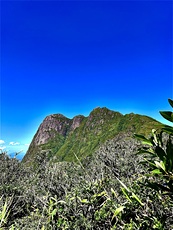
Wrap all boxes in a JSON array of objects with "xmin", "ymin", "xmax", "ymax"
[{"xmin": 0, "ymin": 100, "xmax": 173, "ymax": 229}]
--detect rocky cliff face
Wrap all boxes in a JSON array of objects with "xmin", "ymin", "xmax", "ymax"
[
  {"xmin": 22, "ymin": 113, "xmax": 85, "ymax": 164},
  {"xmin": 23, "ymin": 107, "xmax": 162, "ymax": 165},
  {"xmin": 30, "ymin": 114, "xmax": 85, "ymax": 147},
  {"xmin": 33, "ymin": 114, "xmax": 72, "ymax": 146},
  {"xmin": 70, "ymin": 115, "xmax": 85, "ymax": 132}
]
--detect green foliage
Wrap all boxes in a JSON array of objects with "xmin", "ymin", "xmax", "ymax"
[
  {"xmin": 1, "ymin": 140, "xmax": 173, "ymax": 229},
  {"xmin": 0, "ymin": 197, "xmax": 10, "ymax": 229},
  {"xmin": 135, "ymin": 98, "xmax": 173, "ymax": 195},
  {"xmin": 41, "ymin": 133, "xmax": 66, "ymax": 159},
  {"xmin": 54, "ymin": 110, "xmax": 161, "ymax": 162}
]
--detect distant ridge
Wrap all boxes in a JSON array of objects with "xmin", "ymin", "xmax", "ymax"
[{"xmin": 22, "ymin": 107, "xmax": 162, "ymax": 165}]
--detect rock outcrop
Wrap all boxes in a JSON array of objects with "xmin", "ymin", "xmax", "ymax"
[
  {"xmin": 33, "ymin": 114, "xmax": 72, "ymax": 145},
  {"xmin": 70, "ymin": 115, "xmax": 85, "ymax": 132}
]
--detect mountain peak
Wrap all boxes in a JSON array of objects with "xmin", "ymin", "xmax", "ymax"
[
  {"xmin": 32, "ymin": 114, "xmax": 72, "ymax": 146},
  {"xmin": 90, "ymin": 106, "xmax": 109, "ymax": 113},
  {"xmin": 88, "ymin": 107, "xmax": 123, "ymax": 122},
  {"xmin": 70, "ymin": 115, "xmax": 85, "ymax": 132},
  {"xmin": 44, "ymin": 113, "xmax": 67, "ymax": 121},
  {"xmin": 90, "ymin": 106, "xmax": 122, "ymax": 115},
  {"xmin": 23, "ymin": 108, "xmax": 162, "ymax": 165}
]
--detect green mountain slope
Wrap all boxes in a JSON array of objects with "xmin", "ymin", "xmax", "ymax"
[{"xmin": 23, "ymin": 107, "xmax": 162, "ymax": 165}]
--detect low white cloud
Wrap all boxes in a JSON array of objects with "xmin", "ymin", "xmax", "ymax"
[
  {"xmin": 0, "ymin": 146, "xmax": 6, "ymax": 150},
  {"xmin": 0, "ymin": 140, "xmax": 5, "ymax": 145},
  {"xmin": 25, "ymin": 143, "xmax": 30, "ymax": 146},
  {"xmin": 9, "ymin": 142, "xmax": 20, "ymax": 146}
]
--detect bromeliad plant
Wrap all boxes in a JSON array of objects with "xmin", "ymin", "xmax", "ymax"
[{"xmin": 135, "ymin": 99, "xmax": 173, "ymax": 196}]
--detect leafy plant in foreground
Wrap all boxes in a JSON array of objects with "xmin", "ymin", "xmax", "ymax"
[
  {"xmin": 0, "ymin": 196, "xmax": 10, "ymax": 229},
  {"xmin": 135, "ymin": 98, "xmax": 173, "ymax": 196}
]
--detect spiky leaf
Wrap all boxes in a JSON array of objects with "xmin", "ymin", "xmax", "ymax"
[
  {"xmin": 168, "ymin": 98, "xmax": 173, "ymax": 108},
  {"xmin": 160, "ymin": 111, "xmax": 173, "ymax": 123}
]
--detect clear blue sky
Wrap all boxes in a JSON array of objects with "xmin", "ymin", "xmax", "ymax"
[{"xmin": 1, "ymin": 0, "xmax": 172, "ymax": 157}]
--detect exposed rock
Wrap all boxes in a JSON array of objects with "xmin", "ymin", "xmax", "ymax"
[
  {"xmin": 33, "ymin": 114, "xmax": 72, "ymax": 146},
  {"xmin": 70, "ymin": 115, "xmax": 85, "ymax": 132}
]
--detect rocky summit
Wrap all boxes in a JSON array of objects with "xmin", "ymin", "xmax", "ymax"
[{"xmin": 22, "ymin": 107, "xmax": 162, "ymax": 165}]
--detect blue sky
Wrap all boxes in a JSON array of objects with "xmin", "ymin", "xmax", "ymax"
[{"xmin": 1, "ymin": 0, "xmax": 172, "ymax": 157}]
